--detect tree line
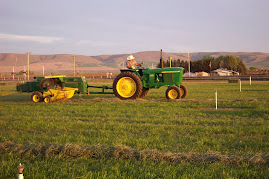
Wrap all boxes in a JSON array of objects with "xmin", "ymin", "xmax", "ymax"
[{"xmin": 157, "ymin": 55, "xmax": 247, "ymax": 74}]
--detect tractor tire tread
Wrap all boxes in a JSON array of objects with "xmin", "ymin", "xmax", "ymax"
[
  {"xmin": 180, "ymin": 85, "xmax": 188, "ymax": 98},
  {"xmin": 166, "ymin": 86, "xmax": 181, "ymax": 99},
  {"xmin": 113, "ymin": 72, "xmax": 143, "ymax": 100},
  {"xmin": 31, "ymin": 91, "xmax": 43, "ymax": 103},
  {"xmin": 140, "ymin": 88, "xmax": 149, "ymax": 98}
]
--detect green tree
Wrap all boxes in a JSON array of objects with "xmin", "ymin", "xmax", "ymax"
[
  {"xmin": 249, "ymin": 67, "xmax": 256, "ymax": 70},
  {"xmin": 211, "ymin": 58, "xmax": 217, "ymax": 70},
  {"xmin": 217, "ymin": 55, "xmax": 240, "ymax": 70},
  {"xmin": 237, "ymin": 60, "xmax": 247, "ymax": 75}
]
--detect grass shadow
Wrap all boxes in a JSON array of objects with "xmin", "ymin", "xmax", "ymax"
[{"xmin": 0, "ymin": 93, "xmax": 31, "ymax": 102}]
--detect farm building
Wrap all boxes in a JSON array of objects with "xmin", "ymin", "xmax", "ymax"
[
  {"xmin": 183, "ymin": 72, "xmax": 196, "ymax": 77},
  {"xmin": 195, "ymin": 72, "xmax": 210, "ymax": 76},
  {"xmin": 211, "ymin": 68, "xmax": 239, "ymax": 76}
]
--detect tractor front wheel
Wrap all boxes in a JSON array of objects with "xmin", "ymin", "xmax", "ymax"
[
  {"xmin": 113, "ymin": 72, "xmax": 142, "ymax": 100},
  {"xmin": 180, "ymin": 85, "xmax": 188, "ymax": 98},
  {"xmin": 31, "ymin": 91, "xmax": 43, "ymax": 103},
  {"xmin": 166, "ymin": 86, "xmax": 181, "ymax": 99}
]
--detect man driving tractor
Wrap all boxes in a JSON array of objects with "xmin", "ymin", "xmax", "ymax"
[{"xmin": 126, "ymin": 55, "xmax": 143, "ymax": 69}]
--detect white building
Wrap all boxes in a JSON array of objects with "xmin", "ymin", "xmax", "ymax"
[
  {"xmin": 211, "ymin": 68, "xmax": 239, "ymax": 76},
  {"xmin": 183, "ymin": 72, "xmax": 196, "ymax": 77},
  {"xmin": 195, "ymin": 71, "xmax": 210, "ymax": 76}
]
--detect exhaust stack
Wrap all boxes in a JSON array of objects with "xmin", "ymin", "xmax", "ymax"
[{"xmin": 160, "ymin": 49, "xmax": 164, "ymax": 68}]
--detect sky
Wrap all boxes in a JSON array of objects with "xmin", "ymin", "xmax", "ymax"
[{"xmin": 0, "ymin": 0, "xmax": 268, "ymax": 56}]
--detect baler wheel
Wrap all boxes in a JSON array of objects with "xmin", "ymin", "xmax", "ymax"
[
  {"xmin": 44, "ymin": 96, "xmax": 52, "ymax": 103},
  {"xmin": 113, "ymin": 72, "xmax": 142, "ymax": 100},
  {"xmin": 166, "ymin": 86, "xmax": 181, "ymax": 99},
  {"xmin": 140, "ymin": 88, "xmax": 149, "ymax": 98},
  {"xmin": 40, "ymin": 79, "xmax": 54, "ymax": 90},
  {"xmin": 180, "ymin": 85, "xmax": 188, "ymax": 98},
  {"xmin": 31, "ymin": 91, "xmax": 43, "ymax": 103}
]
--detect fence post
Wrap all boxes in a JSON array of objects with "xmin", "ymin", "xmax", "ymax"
[
  {"xmin": 215, "ymin": 90, "xmax": 218, "ymax": 110},
  {"xmin": 240, "ymin": 80, "xmax": 241, "ymax": 92}
]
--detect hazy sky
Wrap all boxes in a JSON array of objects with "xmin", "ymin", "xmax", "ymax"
[{"xmin": 0, "ymin": 0, "xmax": 268, "ymax": 55}]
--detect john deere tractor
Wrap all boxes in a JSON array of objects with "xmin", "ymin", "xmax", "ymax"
[{"xmin": 113, "ymin": 67, "xmax": 187, "ymax": 100}]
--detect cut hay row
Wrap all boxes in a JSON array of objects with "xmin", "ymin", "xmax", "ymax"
[{"xmin": 1, "ymin": 141, "xmax": 268, "ymax": 165}]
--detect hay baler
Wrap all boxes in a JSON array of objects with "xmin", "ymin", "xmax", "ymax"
[
  {"xmin": 16, "ymin": 76, "xmax": 113, "ymax": 103},
  {"xmin": 113, "ymin": 67, "xmax": 187, "ymax": 100}
]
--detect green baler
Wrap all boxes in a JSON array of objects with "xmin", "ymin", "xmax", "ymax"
[
  {"xmin": 17, "ymin": 76, "xmax": 88, "ymax": 93},
  {"xmin": 16, "ymin": 75, "xmax": 113, "ymax": 103}
]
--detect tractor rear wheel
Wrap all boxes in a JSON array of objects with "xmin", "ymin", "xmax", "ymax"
[
  {"xmin": 140, "ymin": 88, "xmax": 149, "ymax": 98},
  {"xmin": 113, "ymin": 72, "xmax": 143, "ymax": 100},
  {"xmin": 180, "ymin": 85, "xmax": 188, "ymax": 98},
  {"xmin": 166, "ymin": 86, "xmax": 181, "ymax": 99},
  {"xmin": 31, "ymin": 91, "xmax": 43, "ymax": 103}
]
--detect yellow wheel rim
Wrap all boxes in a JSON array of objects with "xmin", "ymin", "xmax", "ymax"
[
  {"xmin": 44, "ymin": 97, "xmax": 50, "ymax": 103},
  {"xmin": 32, "ymin": 95, "xmax": 40, "ymax": 102},
  {"xmin": 180, "ymin": 88, "xmax": 184, "ymax": 97},
  {"xmin": 116, "ymin": 77, "xmax": 136, "ymax": 98},
  {"xmin": 168, "ymin": 89, "xmax": 178, "ymax": 99}
]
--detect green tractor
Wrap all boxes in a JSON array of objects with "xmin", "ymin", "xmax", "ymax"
[{"xmin": 113, "ymin": 67, "xmax": 187, "ymax": 100}]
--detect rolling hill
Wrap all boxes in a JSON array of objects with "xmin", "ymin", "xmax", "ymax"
[{"xmin": 0, "ymin": 51, "xmax": 268, "ymax": 74}]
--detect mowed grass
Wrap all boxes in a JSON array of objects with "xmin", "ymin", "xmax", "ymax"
[
  {"xmin": 1, "ymin": 155, "xmax": 268, "ymax": 179},
  {"xmin": 0, "ymin": 81, "xmax": 268, "ymax": 178}
]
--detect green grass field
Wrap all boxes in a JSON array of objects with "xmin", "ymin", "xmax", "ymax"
[{"xmin": 0, "ymin": 81, "xmax": 268, "ymax": 178}]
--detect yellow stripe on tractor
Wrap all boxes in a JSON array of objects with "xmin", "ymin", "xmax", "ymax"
[
  {"xmin": 44, "ymin": 75, "xmax": 66, "ymax": 78},
  {"xmin": 162, "ymin": 71, "xmax": 181, "ymax": 73}
]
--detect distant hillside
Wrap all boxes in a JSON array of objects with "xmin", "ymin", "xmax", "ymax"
[
  {"xmin": 91, "ymin": 51, "xmax": 269, "ymax": 69},
  {"xmin": 0, "ymin": 53, "xmax": 112, "ymax": 75},
  {"xmin": 0, "ymin": 51, "xmax": 268, "ymax": 74}
]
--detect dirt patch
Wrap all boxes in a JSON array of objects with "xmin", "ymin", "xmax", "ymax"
[{"xmin": 0, "ymin": 141, "xmax": 268, "ymax": 165}]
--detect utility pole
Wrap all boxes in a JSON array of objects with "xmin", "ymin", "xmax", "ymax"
[
  {"xmin": 15, "ymin": 57, "xmax": 17, "ymax": 78},
  {"xmin": 13, "ymin": 66, "xmax": 15, "ymax": 80},
  {"xmin": 209, "ymin": 61, "xmax": 212, "ymax": 75},
  {"xmin": 73, "ymin": 56, "xmax": 76, "ymax": 77},
  {"xmin": 27, "ymin": 52, "xmax": 30, "ymax": 80},
  {"xmin": 24, "ymin": 66, "xmax": 26, "ymax": 80},
  {"xmin": 169, "ymin": 56, "xmax": 172, "ymax": 68},
  {"xmin": 188, "ymin": 53, "xmax": 190, "ymax": 77},
  {"xmin": 160, "ymin": 49, "xmax": 163, "ymax": 68},
  {"xmin": 43, "ymin": 65, "xmax": 45, "ymax": 76}
]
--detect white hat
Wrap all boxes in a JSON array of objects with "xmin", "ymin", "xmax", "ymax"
[{"xmin": 127, "ymin": 55, "xmax": 135, "ymax": 61}]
